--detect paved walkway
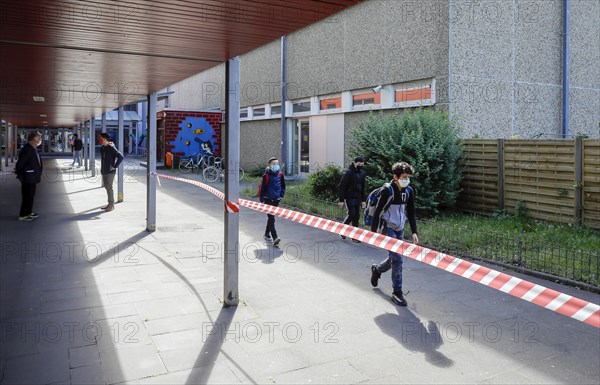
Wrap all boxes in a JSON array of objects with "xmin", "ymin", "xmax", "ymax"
[{"xmin": 0, "ymin": 157, "xmax": 598, "ymax": 385}]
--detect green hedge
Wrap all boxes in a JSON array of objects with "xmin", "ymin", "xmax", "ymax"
[{"xmin": 349, "ymin": 109, "xmax": 463, "ymax": 215}]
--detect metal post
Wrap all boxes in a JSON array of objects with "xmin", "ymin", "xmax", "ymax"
[
  {"xmin": 498, "ymin": 139, "xmax": 505, "ymax": 211},
  {"xmin": 146, "ymin": 92, "xmax": 157, "ymax": 232},
  {"xmin": 281, "ymin": 35, "xmax": 287, "ymax": 174},
  {"xmin": 224, "ymin": 56, "xmax": 240, "ymax": 307},
  {"xmin": 118, "ymin": 106, "xmax": 124, "ymax": 202},
  {"xmin": 90, "ymin": 118, "xmax": 96, "ymax": 177},
  {"xmin": 575, "ymin": 136, "xmax": 583, "ymax": 225},
  {"xmin": 101, "ymin": 112, "xmax": 107, "ymax": 134},
  {"xmin": 84, "ymin": 121, "xmax": 89, "ymax": 171},
  {"xmin": 4, "ymin": 122, "xmax": 9, "ymax": 167},
  {"xmin": 7, "ymin": 122, "xmax": 12, "ymax": 163},
  {"xmin": 0, "ymin": 121, "xmax": 5, "ymax": 171},
  {"xmin": 562, "ymin": 0, "xmax": 570, "ymax": 138}
]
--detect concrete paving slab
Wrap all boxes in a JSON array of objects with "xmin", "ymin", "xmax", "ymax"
[
  {"xmin": 99, "ymin": 344, "xmax": 167, "ymax": 385},
  {"xmin": 2, "ymin": 349, "xmax": 70, "ymax": 385},
  {"xmin": 68, "ymin": 344, "xmax": 101, "ymax": 368}
]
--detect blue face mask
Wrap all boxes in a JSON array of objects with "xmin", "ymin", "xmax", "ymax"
[{"xmin": 271, "ymin": 165, "xmax": 280, "ymax": 172}]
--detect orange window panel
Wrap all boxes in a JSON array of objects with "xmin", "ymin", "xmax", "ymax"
[
  {"xmin": 395, "ymin": 86, "xmax": 432, "ymax": 103},
  {"xmin": 352, "ymin": 93, "xmax": 381, "ymax": 104},
  {"xmin": 320, "ymin": 97, "xmax": 341, "ymax": 110}
]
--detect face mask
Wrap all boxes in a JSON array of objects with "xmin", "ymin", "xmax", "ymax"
[
  {"xmin": 356, "ymin": 165, "xmax": 363, "ymax": 171},
  {"xmin": 271, "ymin": 165, "xmax": 280, "ymax": 172},
  {"xmin": 398, "ymin": 178, "xmax": 410, "ymax": 188}
]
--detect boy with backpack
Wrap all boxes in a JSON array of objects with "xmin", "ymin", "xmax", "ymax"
[
  {"xmin": 259, "ymin": 157, "xmax": 286, "ymax": 246},
  {"xmin": 369, "ymin": 162, "xmax": 419, "ymax": 306}
]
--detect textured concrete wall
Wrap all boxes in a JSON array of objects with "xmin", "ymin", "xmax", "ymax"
[
  {"xmin": 449, "ymin": 0, "xmax": 599, "ymax": 139},
  {"xmin": 239, "ymin": 120, "xmax": 280, "ymax": 170},
  {"xmin": 167, "ymin": 64, "xmax": 226, "ymax": 111},
  {"xmin": 286, "ymin": 0, "xmax": 449, "ymax": 101},
  {"xmin": 569, "ymin": 0, "xmax": 600, "ymax": 138},
  {"xmin": 240, "ymin": 39, "xmax": 281, "ymax": 106}
]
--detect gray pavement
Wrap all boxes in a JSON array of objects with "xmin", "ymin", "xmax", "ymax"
[{"xmin": 0, "ymin": 157, "xmax": 599, "ymax": 385}]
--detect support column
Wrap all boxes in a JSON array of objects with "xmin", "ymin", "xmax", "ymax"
[
  {"xmin": 13, "ymin": 124, "xmax": 18, "ymax": 160},
  {"xmin": 4, "ymin": 122, "xmax": 9, "ymax": 167},
  {"xmin": 83, "ymin": 121, "xmax": 89, "ymax": 171},
  {"xmin": 0, "ymin": 121, "xmax": 5, "ymax": 171},
  {"xmin": 146, "ymin": 92, "xmax": 157, "ymax": 232},
  {"xmin": 90, "ymin": 118, "xmax": 96, "ymax": 177},
  {"xmin": 224, "ymin": 56, "xmax": 240, "ymax": 307},
  {"xmin": 118, "ymin": 106, "xmax": 124, "ymax": 202},
  {"xmin": 101, "ymin": 112, "xmax": 107, "ymax": 134},
  {"xmin": 7, "ymin": 123, "xmax": 13, "ymax": 162}
]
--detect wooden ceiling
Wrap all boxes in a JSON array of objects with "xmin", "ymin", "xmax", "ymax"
[{"xmin": 0, "ymin": 0, "xmax": 360, "ymax": 128}]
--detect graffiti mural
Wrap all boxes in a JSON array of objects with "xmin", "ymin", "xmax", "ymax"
[{"xmin": 169, "ymin": 116, "xmax": 218, "ymax": 158}]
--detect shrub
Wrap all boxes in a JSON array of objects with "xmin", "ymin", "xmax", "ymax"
[
  {"xmin": 348, "ymin": 108, "xmax": 463, "ymax": 215},
  {"xmin": 306, "ymin": 164, "xmax": 344, "ymax": 202}
]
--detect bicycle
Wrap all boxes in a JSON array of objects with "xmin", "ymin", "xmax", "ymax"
[
  {"xmin": 202, "ymin": 157, "xmax": 244, "ymax": 182},
  {"xmin": 178, "ymin": 153, "xmax": 199, "ymax": 173},
  {"xmin": 178, "ymin": 153, "xmax": 215, "ymax": 174}
]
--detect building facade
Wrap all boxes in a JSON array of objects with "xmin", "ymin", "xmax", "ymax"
[{"xmin": 157, "ymin": 0, "xmax": 600, "ymax": 172}]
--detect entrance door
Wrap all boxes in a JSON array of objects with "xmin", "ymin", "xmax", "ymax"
[{"xmin": 299, "ymin": 120, "xmax": 310, "ymax": 174}]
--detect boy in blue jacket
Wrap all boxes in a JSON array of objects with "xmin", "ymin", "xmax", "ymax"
[{"xmin": 259, "ymin": 157, "xmax": 286, "ymax": 246}]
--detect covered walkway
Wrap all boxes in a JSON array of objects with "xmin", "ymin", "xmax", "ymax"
[{"xmin": 0, "ymin": 158, "xmax": 598, "ymax": 384}]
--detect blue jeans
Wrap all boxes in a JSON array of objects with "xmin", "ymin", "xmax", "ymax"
[
  {"xmin": 73, "ymin": 150, "xmax": 81, "ymax": 166},
  {"xmin": 376, "ymin": 228, "xmax": 404, "ymax": 293}
]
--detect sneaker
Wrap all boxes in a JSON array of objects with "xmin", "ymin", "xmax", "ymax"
[
  {"xmin": 352, "ymin": 239, "xmax": 361, "ymax": 243},
  {"xmin": 101, "ymin": 205, "xmax": 109, "ymax": 210},
  {"xmin": 28, "ymin": 212, "xmax": 39, "ymax": 219},
  {"xmin": 273, "ymin": 237, "xmax": 281, "ymax": 246},
  {"xmin": 391, "ymin": 291, "xmax": 407, "ymax": 306},
  {"xmin": 264, "ymin": 234, "xmax": 272, "ymax": 242},
  {"xmin": 370, "ymin": 265, "xmax": 381, "ymax": 287},
  {"xmin": 18, "ymin": 215, "xmax": 34, "ymax": 221},
  {"xmin": 105, "ymin": 204, "xmax": 115, "ymax": 212},
  {"xmin": 340, "ymin": 234, "xmax": 347, "ymax": 240}
]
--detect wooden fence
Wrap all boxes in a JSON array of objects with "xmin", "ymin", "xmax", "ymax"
[{"xmin": 458, "ymin": 139, "xmax": 600, "ymax": 229}]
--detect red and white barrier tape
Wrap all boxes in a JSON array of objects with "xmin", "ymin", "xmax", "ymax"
[{"xmin": 156, "ymin": 173, "xmax": 600, "ymax": 328}]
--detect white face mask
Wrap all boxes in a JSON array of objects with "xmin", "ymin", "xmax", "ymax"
[{"xmin": 398, "ymin": 178, "xmax": 410, "ymax": 188}]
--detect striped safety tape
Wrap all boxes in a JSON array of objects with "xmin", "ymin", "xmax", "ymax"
[
  {"xmin": 225, "ymin": 201, "xmax": 240, "ymax": 213},
  {"xmin": 156, "ymin": 173, "xmax": 600, "ymax": 328}
]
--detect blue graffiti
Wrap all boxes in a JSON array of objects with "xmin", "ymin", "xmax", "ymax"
[{"xmin": 169, "ymin": 117, "xmax": 217, "ymax": 157}]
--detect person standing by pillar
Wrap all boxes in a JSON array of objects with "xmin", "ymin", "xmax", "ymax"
[
  {"xmin": 15, "ymin": 132, "xmax": 43, "ymax": 221},
  {"xmin": 99, "ymin": 133, "xmax": 124, "ymax": 212}
]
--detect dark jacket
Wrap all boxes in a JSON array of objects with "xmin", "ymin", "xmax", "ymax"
[
  {"xmin": 100, "ymin": 143, "xmax": 124, "ymax": 175},
  {"xmin": 338, "ymin": 164, "xmax": 366, "ymax": 202},
  {"xmin": 259, "ymin": 168, "xmax": 286, "ymax": 202},
  {"xmin": 73, "ymin": 138, "xmax": 83, "ymax": 151},
  {"xmin": 15, "ymin": 143, "xmax": 43, "ymax": 184}
]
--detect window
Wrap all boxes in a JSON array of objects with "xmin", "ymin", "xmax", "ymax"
[
  {"xmin": 271, "ymin": 105, "xmax": 282, "ymax": 115},
  {"xmin": 395, "ymin": 85, "xmax": 432, "ymax": 104},
  {"xmin": 319, "ymin": 96, "xmax": 341, "ymax": 111},
  {"xmin": 292, "ymin": 101, "xmax": 311, "ymax": 114},
  {"xmin": 240, "ymin": 108, "xmax": 248, "ymax": 119},
  {"xmin": 253, "ymin": 106, "xmax": 265, "ymax": 117},
  {"xmin": 352, "ymin": 92, "xmax": 381, "ymax": 107}
]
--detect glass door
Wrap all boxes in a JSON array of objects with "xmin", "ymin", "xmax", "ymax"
[{"xmin": 299, "ymin": 120, "xmax": 310, "ymax": 174}]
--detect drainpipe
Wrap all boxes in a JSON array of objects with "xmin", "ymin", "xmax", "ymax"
[
  {"xmin": 562, "ymin": 0, "xmax": 570, "ymax": 139},
  {"xmin": 281, "ymin": 35, "xmax": 287, "ymax": 173}
]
